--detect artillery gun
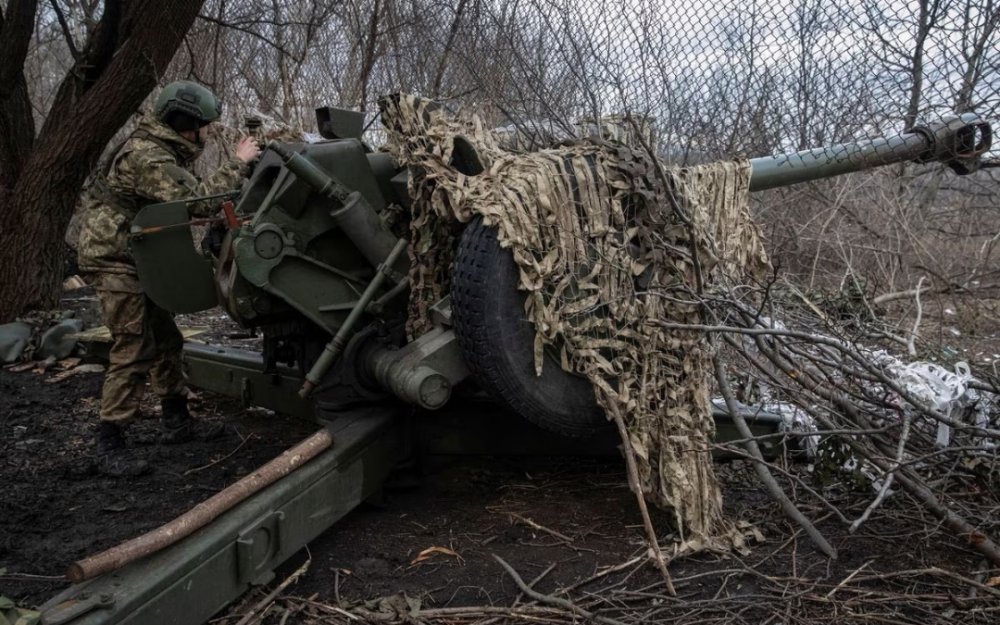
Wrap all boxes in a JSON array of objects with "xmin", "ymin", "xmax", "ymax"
[
  {"xmin": 129, "ymin": 108, "xmax": 994, "ymax": 436},
  {"xmin": 38, "ymin": 107, "xmax": 992, "ymax": 625}
]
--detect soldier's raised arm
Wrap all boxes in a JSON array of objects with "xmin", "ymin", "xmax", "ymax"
[
  {"xmin": 131, "ymin": 147, "xmax": 250, "ymax": 217},
  {"xmin": 129, "ymin": 82, "xmax": 260, "ymax": 217}
]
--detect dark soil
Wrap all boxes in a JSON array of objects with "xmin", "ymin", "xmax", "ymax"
[
  {"xmin": 291, "ymin": 456, "xmax": 666, "ymax": 606},
  {"xmin": 1, "ymin": 313, "xmax": 995, "ymax": 623},
  {"xmin": 0, "ymin": 367, "xmax": 313, "ymax": 606},
  {"xmin": 262, "ymin": 458, "xmax": 991, "ymax": 617}
]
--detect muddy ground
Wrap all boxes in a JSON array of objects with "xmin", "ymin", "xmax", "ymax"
[
  {"xmin": 250, "ymin": 461, "xmax": 997, "ymax": 623},
  {"xmin": 2, "ymin": 288, "xmax": 999, "ymax": 622},
  {"xmin": 2, "ymin": 362, "xmax": 996, "ymax": 623},
  {"xmin": 0, "ymin": 367, "xmax": 313, "ymax": 606}
]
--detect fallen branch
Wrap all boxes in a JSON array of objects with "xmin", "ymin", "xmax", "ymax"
[
  {"xmin": 293, "ymin": 597, "xmax": 582, "ymax": 622},
  {"xmin": 825, "ymin": 560, "xmax": 872, "ymax": 598},
  {"xmin": 184, "ymin": 433, "xmax": 257, "ymax": 476},
  {"xmin": 513, "ymin": 561, "xmax": 557, "ymax": 606},
  {"xmin": 712, "ymin": 350, "xmax": 838, "ymax": 560},
  {"xmin": 234, "ymin": 554, "xmax": 311, "ymax": 625},
  {"xmin": 604, "ymin": 398, "xmax": 677, "ymax": 596},
  {"xmin": 556, "ymin": 555, "xmax": 644, "ymax": 596},
  {"xmin": 869, "ymin": 281, "xmax": 973, "ymax": 305},
  {"xmin": 492, "ymin": 555, "xmax": 628, "ymax": 625},
  {"xmin": 850, "ymin": 566, "xmax": 1000, "ymax": 599},
  {"xmin": 906, "ymin": 276, "xmax": 925, "ymax": 357},
  {"xmin": 742, "ymin": 332, "xmax": 1000, "ymax": 566},
  {"xmin": 507, "ymin": 512, "xmax": 574, "ymax": 543},
  {"xmin": 68, "ymin": 429, "xmax": 333, "ymax": 582},
  {"xmin": 849, "ymin": 413, "xmax": 911, "ymax": 533}
]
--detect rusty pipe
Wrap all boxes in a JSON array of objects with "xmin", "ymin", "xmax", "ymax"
[{"xmin": 66, "ymin": 429, "xmax": 333, "ymax": 583}]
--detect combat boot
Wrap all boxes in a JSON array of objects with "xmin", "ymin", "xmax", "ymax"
[
  {"xmin": 161, "ymin": 395, "xmax": 226, "ymax": 444},
  {"xmin": 97, "ymin": 422, "xmax": 150, "ymax": 477}
]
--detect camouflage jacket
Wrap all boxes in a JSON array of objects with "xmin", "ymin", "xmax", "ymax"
[{"xmin": 77, "ymin": 116, "xmax": 248, "ymax": 278}]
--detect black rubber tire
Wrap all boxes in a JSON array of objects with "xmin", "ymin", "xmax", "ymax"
[{"xmin": 451, "ymin": 217, "xmax": 610, "ymax": 437}]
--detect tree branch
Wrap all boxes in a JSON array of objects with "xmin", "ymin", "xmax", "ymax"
[
  {"xmin": 712, "ymin": 348, "xmax": 838, "ymax": 559},
  {"xmin": 0, "ymin": 0, "xmax": 38, "ymax": 96},
  {"xmin": 49, "ymin": 0, "xmax": 83, "ymax": 63}
]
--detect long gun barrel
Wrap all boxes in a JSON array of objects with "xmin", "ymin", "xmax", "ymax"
[{"xmin": 748, "ymin": 113, "xmax": 993, "ymax": 192}]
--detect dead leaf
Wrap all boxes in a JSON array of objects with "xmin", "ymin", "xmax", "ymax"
[
  {"xmin": 63, "ymin": 275, "xmax": 87, "ymax": 290},
  {"xmin": 410, "ymin": 546, "xmax": 460, "ymax": 565},
  {"xmin": 46, "ymin": 364, "xmax": 106, "ymax": 383},
  {"xmin": 987, "ymin": 576, "xmax": 1000, "ymax": 587},
  {"xmin": 32, "ymin": 356, "xmax": 58, "ymax": 374},
  {"xmin": 57, "ymin": 357, "xmax": 82, "ymax": 370}
]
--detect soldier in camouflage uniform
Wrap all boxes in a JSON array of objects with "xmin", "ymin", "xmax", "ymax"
[{"xmin": 78, "ymin": 81, "xmax": 261, "ymax": 475}]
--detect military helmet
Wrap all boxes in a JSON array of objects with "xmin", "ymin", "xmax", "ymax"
[{"xmin": 155, "ymin": 81, "xmax": 222, "ymax": 128}]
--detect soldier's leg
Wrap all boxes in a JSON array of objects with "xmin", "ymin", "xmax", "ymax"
[
  {"xmin": 97, "ymin": 289, "xmax": 157, "ymax": 427},
  {"xmin": 93, "ymin": 284, "xmax": 152, "ymax": 476},
  {"xmin": 148, "ymin": 301, "xmax": 186, "ymax": 399},
  {"xmin": 148, "ymin": 301, "xmax": 225, "ymax": 443}
]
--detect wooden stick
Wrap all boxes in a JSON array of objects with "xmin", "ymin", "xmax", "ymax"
[
  {"xmin": 234, "ymin": 555, "xmax": 311, "ymax": 625},
  {"xmin": 68, "ymin": 429, "xmax": 333, "ymax": 583},
  {"xmin": 513, "ymin": 561, "xmax": 557, "ymax": 606},
  {"xmin": 508, "ymin": 512, "xmax": 574, "ymax": 543},
  {"xmin": 712, "ymin": 350, "xmax": 838, "ymax": 559},
  {"xmin": 906, "ymin": 276, "xmax": 925, "ymax": 357},
  {"xmin": 850, "ymin": 413, "xmax": 911, "ymax": 533},
  {"xmin": 747, "ymin": 333, "xmax": 1000, "ymax": 566},
  {"xmin": 184, "ymin": 433, "xmax": 257, "ymax": 476},
  {"xmin": 556, "ymin": 555, "xmax": 644, "ymax": 595},
  {"xmin": 493, "ymin": 555, "xmax": 628, "ymax": 625},
  {"xmin": 604, "ymin": 398, "xmax": 677, "ymax": 596}
]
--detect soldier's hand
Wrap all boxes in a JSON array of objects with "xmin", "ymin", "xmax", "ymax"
[{"xmin": 236, "ymin": 137, "xmax": 262, "ymax": 164}]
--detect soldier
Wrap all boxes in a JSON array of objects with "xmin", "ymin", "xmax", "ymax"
[{"xmin": 78, "ymin": 81, "xmax": 261, "ymax": 475}]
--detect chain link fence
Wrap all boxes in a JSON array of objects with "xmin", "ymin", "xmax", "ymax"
[
  {"xmin": 162, "ymin": 0, "xmax": 1000, "ymax": 291},
  {"xmin": 28, "ymin": 1, "xmax": 999, "ymax": 286},
  {"xmin": 172, "ymin": 0, "xmax": 1000, "ymax": 160}
]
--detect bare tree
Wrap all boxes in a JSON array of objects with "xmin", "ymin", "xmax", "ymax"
[
  {"xmin": 953, "ymin": 0, "xmax": 1000, "ymax": 114},
  {"xmin": 0, "ymin": 0, "xmax": 207, "ymax": 322}
]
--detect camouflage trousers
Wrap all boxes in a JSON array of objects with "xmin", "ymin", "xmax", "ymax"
[{"xmin": 89, "ymin": 274, "xmax": 187, "ymax": 426}]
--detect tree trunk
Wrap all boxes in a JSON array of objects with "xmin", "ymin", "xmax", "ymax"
[
  {"xmin": 0, "ymin": 0, "xmax": 38, "ymax": 192},
  {"xmin": 0, "ymin": 0, "xmax": 206, "ymax": 322},
  {"xmin": 953, "ymin": 0, "xmax": 1000, "ymax": 114}
]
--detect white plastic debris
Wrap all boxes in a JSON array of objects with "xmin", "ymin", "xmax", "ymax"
[
  {"xmin": 872, "ymin": 353, "xmax": 986, "ymax": 448},
  {"xmin": 768, "ymin": 402, "xmax": 820, "ymax": 458},
  {"xmin": 739, "ymin": 317, "xmax": 996, "ymax": 462}
]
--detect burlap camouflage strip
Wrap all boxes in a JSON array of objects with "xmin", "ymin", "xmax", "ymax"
[{"xmin": 381, "ymin": 93, "xmax": 770, "ymax": 553}]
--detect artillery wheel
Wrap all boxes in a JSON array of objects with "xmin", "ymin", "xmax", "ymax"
[{"xmin": 451, "ymin": 217, "xmax": 610, "ymax": 437}]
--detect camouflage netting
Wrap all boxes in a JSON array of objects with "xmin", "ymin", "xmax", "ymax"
[{"xmin": 381, "ymin": 94, "xmax": 770, "ymax": 550}]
